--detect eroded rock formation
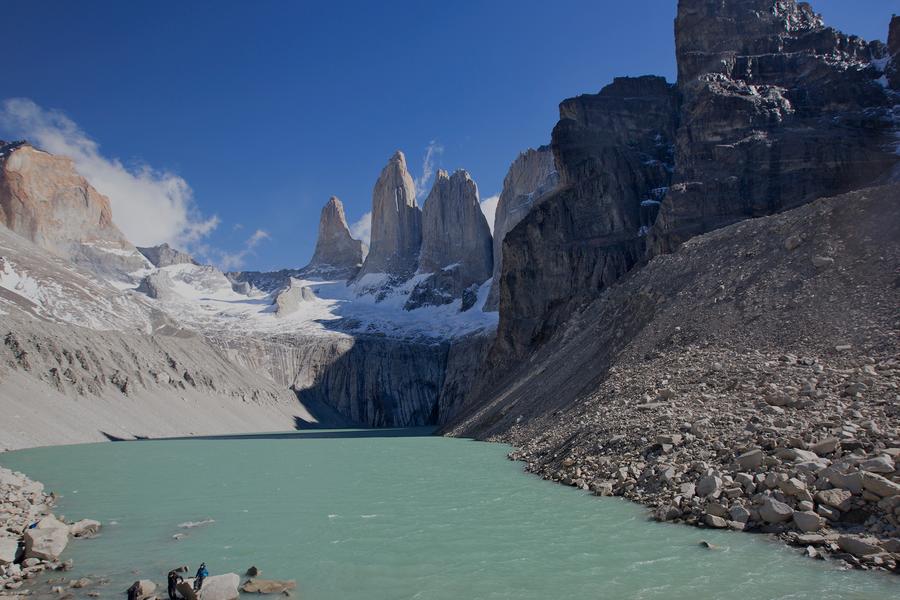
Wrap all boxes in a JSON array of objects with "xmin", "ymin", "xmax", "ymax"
[
  {"xmin": 0, "ymin": 141, "xmax": 147, "ymax": 279},
  {"xmin": 407, "ymin": 170, "xmax": 493, "ymax": 310},
  {"xmin": 484, "ymin": 146, "xmax": 558, "ymax": 311},
  {"xmin": 303, "ymin": 197, "xmax": 367, "ymax": 278},
  {"xmin": 356, "ymin": 151, "xmax": 422, "ymax": 280}
]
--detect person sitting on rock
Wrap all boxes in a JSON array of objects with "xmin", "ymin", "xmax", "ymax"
[
  {"xmin": 194, "ymin": 563, "xmax": 208, "ymax": 591},
  {"xmin": 167, "ymin": 570, "xmax": 183, "ymax": 600}
]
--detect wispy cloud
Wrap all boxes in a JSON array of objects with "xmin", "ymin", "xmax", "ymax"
[
  {"xmin": 349, "ymin": 211, "xmax": 372, "ymax": 248},
  {"xmin": 479, "ymin": 194, "xmax": 499, "ymax": 234},
  {"xmin": 413, "ymin": 140, "xmax": 443, "ymax": 199},
  {"xmin": 0, "ymin": 98, "xmax": 218, "ymax": 248},
  {"xmin": 211, "ymin": 228, "xmax": 271, "ymax": 271}
]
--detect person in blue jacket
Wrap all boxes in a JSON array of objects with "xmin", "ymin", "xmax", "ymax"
[{"xmin": 193, "ymin": 563, "xmax": 208, "ymax": 591}]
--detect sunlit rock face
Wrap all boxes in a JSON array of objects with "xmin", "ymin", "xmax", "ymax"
[
  {"xmin": 0, "ymin": 141, "xmax": 148, "ymax": 279},
  {"xmin": 407, "ymin": 169, "xmax": 493, "ymax": 311},
  {"xmin": 356, "ymin": 151, "xmax": 422, "ymax": 280},
  {"xmin": 302, "ymin": 196, "xmax": 367, "ymax": 279}
]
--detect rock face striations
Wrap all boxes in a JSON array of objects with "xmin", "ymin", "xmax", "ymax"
[
  {"xmin": 406, "ymin": 169, "xmax": 493, "ymax": 310},
  {"xmin": 484, "ymin": 146, "xmax": 558, "ymax": 312},
  {"xmin": 418, "ymin": 170, "xmax": 492, "ymax": 283},
  {"xmin": 356, "ymin": 151, "xmax": 422, "ymax": 280},
  {"xmin": 0, "ymin": 141, "xmax": 147, "ymax": 279},
  {"xmin": 302, "ymin": 196, "xmax": 367, "ymax": 278},
  {"xmin": 493, "ymin": 76, "xmax": 679, "ymax": 359},
  {"xmin": 647, "ymin": 0, "xmax": 899, "ymax": 255}
]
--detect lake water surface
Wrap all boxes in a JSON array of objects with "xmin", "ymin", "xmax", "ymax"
[{"xmin": 1, "ymin": 429, "xmax": 896, "ymax": 599}]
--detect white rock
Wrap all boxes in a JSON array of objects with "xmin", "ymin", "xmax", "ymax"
[{"xmin": 24, "ymin": 526, "xmax": 68, "ymax": 561}]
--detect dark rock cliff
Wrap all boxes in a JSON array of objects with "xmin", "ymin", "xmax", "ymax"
[{"xmin": 494, "ymin": 75, "xmax": 679, "ymax": 360}]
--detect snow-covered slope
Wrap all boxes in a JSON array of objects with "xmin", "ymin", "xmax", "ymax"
[{"xmin": 137, "ymin": 262, "xmax": 497, "ymax": 343}]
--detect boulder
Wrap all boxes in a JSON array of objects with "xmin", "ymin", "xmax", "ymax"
[
  {"xmin": 859, "ymin": 471, "xmax": 900, "ymax": 498},
  {"xmin": 0, "ymin": 536, "xmax": 20, "ymax": 565},
  {"xmin": 240, "ymin": 580, "xmax": 297, "ymax": 594},
  {"xmin": 729, "ymin": 505, "xmax": 751, "ymax": 523},
  {"xmin": 703, "ymin": 514, "xmax": 728, "ymax": 528},
  {"xmin": 69, "ymin": 519, "xmax": 101, "ymax": 538},
  {"xmin": 24, "ymin": 526, "xmax": 69, "ymax": 561},
  {"xmin": 815, "ymin": 489, "xmax": 853, "ymax": 512},
  {"xmin": 792, "ymin": 511, "xmax": 824, "ymax": 533},
  {"xmin": 826, "ymin": 470, "xmax": 863, "ymax": 494},
  {"xmin": 696, "ymin": 475, "xmax": 722, "ymax": 497},
  {"xmin": 195, "ymin": 574, "xmax": 239, "ymax": 600},
  {"xmin": 837, "ymin": 536, "xmax": 884, "ymax": 557},
  {"xmin": 36, "ymin": 515, "xmax": 67, "ymax": 529},
  {"xmin": 759, "ymin": 497, "xmax": 793, "ymax": 523},
  {"xmin": 859, "ymin": 455, "xmax": 895, "ymax": 474}
]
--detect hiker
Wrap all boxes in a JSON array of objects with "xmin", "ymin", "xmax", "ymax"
[
  {"xmin": 167, "ymin": 571, "xmax": 183, "ymax": 600},
  {"xmin": 194, "ymin": 563, "xmax": 208, "ymax": 591}
]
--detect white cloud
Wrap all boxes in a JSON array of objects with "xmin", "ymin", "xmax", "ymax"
[
  {"xmin": 479, "ymin": 194, "xmax": 499, "ymax": 234},
  {"xmin": 212, "ymin": 229, "xmax": 271, "ymax": 271},
  {"xmin": 0, "ymin": 98, "xmax": 218, "ymax": 248},
  {"xmin": 413, "ymin": 140, "xmax": 443, "ymax": 199},
  {"xmin": 349, "ymin": 211, "xmax": 371, "ymax": 247}
]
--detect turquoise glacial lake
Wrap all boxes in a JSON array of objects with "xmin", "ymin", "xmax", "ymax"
[{"xmin": 1, "ymin": 429, "xmax": 896, "ymax": 599}]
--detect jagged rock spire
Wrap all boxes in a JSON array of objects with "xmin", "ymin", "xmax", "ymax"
[
  {"xmin": 303, "ymin": 196, "xmax": 366, "ymax": 277},
  {"xmin": 356, "ymin": 151, "xmax": 422, "ymax": 279},
  {"xmin": 420, "ymin": 169, "xmax": 492, "ymax": 287}
]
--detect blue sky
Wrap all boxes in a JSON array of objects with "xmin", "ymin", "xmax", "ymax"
[{"xmin": 1, "ymin": 1, "xmax": 895, "ymax": 271}]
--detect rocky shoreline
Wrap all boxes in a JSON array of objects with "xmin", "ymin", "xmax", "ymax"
[
  {"xmin": 498, "ymin": 346, "xmax": 900, "ymax": 573},
  {"xmin": 0, "ymin": 466, "xmax": 102, "ymax": 596}
]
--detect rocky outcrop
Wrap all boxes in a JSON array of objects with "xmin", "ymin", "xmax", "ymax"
[
  {"xmin": 273, "ymin": 279, "xmax": 317, "ymax": 317},
  {"xmin": 444, "ymin": 184, "xmax": 900, "ymax": 569},
  {"xmin": 0, "ymin": 141, "xmax": 147, "ymax": 279},
  {"xmin": 302, "ymin": 197, "xmax": 367, "ymax": 278},
  {"xmin": 356, "ymin": 151, "xmax": 422, "ymax": 280},
  {"xmin": 406, "ymin": 170, "xmax": 492, "ymax": 310},
  {"xmin": 419, "ymin": 169, "xmax": 492, "ymax": 282},
  {"xmin": 484, "ymin": 146, "xmax": 558, "ymax": 311},
  {"xmin": 647, "ymin": 0, "xmax": 899, "ymax": 255},
  {"xmin": 0, "ymin": 466, "xmax": 99, "ymax": 588},
  {"xmin": 137, "ymin": 243, "xmax": 198, "ymax": 268},
  {"xmin": 493, "ymin": 76, "xmax": 679, "ymax": 360}
]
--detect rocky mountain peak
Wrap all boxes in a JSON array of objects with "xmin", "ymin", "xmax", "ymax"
[
  {"xmin": 418, "ymin": 168, "xmax": 492, "ymax": 284},
  {"xmin": 0, "ymin": 141, "xmax": 147, "ymax": 279},
  {"xmin": 355, "ymin": 151, "xmax": 422, "ymax": 280},
  {"xmin": 137, "ymin": 242, "xmax": 198, "ymax": 268},
  {"xmin": 303, "ymin": 196, "xmax": 366, "ymax": 278}
]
